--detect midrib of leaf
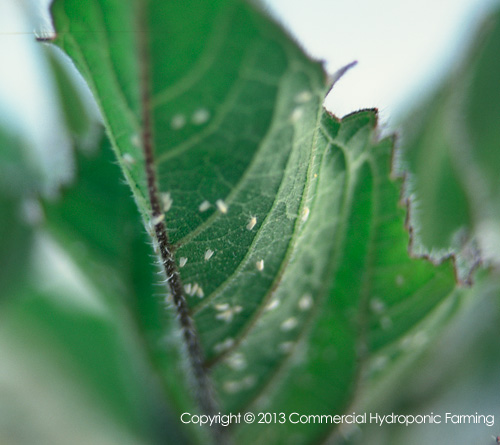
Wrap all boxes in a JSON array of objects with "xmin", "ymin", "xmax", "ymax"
[{"xmin": 134, "ymin": 0, "xmax": 222, "ymax": 431}]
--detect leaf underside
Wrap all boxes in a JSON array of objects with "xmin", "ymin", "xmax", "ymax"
[{"xmin": 50, "ymin": 0, "xmax": 457, "ymax": 443}]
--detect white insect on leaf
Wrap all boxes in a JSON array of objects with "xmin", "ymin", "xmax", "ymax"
[
  {"xmin": 216, "ymin": 199, "xmax": 228, "ymax": 214},
  {"xmin": 199, "ymin": 200, "xmax": 211, "ymax": 212},
  {"xmin": 179, "ymin": 257, "xmax": 188, "ymax": 267},
  {"xmin": 301, "ymin": 206, "xmax": 310, "ymax": 222},
  {"xmin": 151, "ymin": 213, "xmax": 165, "ymax": 226},
  {"xmin": 161, "ymin": 192, "xmax": 173, "ymax": 212},
  {"xmin": 281, "ymin": 317, "xmax": 298, "ymax": 331},
  {"xmin": 195, "ymin": 286, "xmax": 204, "ymax": 298},
  {"xmin": 298, "ymin": 294, "xmax": 313, "ymax": 311},
  {"xmin": 246, "ymin": 216, "xmax": 257, "ymax": 231},
  {"xmin": 266, "ymin": 299, "xmax": 280, "ymax": 311},
  {"xmin": 192, "ymin": 108, "xmax": 210, "ymax": 125},
  {"xmin": 256, "ymin": 259, "xmax": 264, "ymax": 271},
  {"xmin": 215, "ymin": 305, "xmax": 243, "ymax": 323},
  {"xmin": 226, "ymin": 352, "xmax": 247, "ymax": 371},
  {"xmin": 204, "ymin": 249, "xmax": 214, "ymax": 261},
  {"xmin": 170, "ymin": 114, "xmax": 186, "ymax": 130}
]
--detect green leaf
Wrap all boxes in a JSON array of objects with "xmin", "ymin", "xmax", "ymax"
[
  {"xmin": 49, "ymin": 0, "xmax": 457, "ymax": 442},
  {"xmin": 42, "ymin": 138, "xmax": 207, "ymax": 444},
  {"xmin": 0, "ymin": 126, "xmax": 35, "ymax": 296},
  {"xmin": 44, "ymin": 47, "xmax": 93, "ymax": 141},
  {"xmin": 398, "ymin": 7, "xmax": 500, "ymax": 265},
  {"xmin": 0, "ymin": 194, "xmax": 31, "ymax": 296},
  {"xmin": 0, "ymin": 268, "xmax": 188, "ymax": 445}
]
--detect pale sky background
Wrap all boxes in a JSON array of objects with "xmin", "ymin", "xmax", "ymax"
[
  {"xmin": 0, "ymin": 0, "xmax": 498, "ymax": 149},
  {"xmin": 263, "ymin": 0, "xmax": 499, "ymax": 124}
]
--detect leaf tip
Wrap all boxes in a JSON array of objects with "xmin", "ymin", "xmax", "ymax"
[{"xmin": 326, "ymin": 60, "xmax": 358, "ymax": 95}]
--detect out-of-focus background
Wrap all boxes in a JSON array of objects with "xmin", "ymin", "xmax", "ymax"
[{"xmin": 264, "ymin": 0, "xmax": 498, "ymax": 121}]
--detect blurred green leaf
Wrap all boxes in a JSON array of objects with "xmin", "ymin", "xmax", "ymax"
[
  {"xmin": 0, "ymin": 273, "xmax": 189, "ymax": 445},
  {"xmin": 0, "ymin": 194, "xmax": 31, "ymax": 295},
  {"xmin": 42, "ymin": 138, "xmax": 205, "ymax": 444},
  {"xmin": 0, "ymin": 126, "xmax": 35, "ymax": 296},
  {"xmin": 336, "ymin": 269, "xmax": 500, "ymax": 445},
  {"xmin": 45, "ymin": 47, "xmax": 93, "ymax": 141},
  {"xmin": 48, "ymin": 0, "xmax": 458, "ymax": 443},
  {"xmin": 399, "ymin": 8, "xmax": 500, "ymax": 265}
]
